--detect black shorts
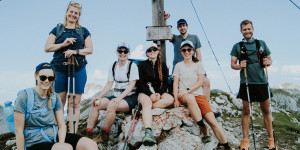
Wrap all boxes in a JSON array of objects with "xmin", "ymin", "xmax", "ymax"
[
  {"xmin": 237, "ymin": 84, "xmax": 271, "ymax": 102},
  {"xmin": 27, "ymin": 133, "xmax": 82, "ymax": 150},
  {"xmin": 107, "ymin": 94, "xmax": 138, "ymax": 110}
]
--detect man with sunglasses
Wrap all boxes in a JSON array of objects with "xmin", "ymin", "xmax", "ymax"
[{"xmin": 230, "ymin": 20, "xmax": 274, "ymax": 150}]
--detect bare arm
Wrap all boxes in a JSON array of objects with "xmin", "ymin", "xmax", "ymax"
[
  {"xmin": 195, "ymin": 48, "xmax": 202, "ymax": 62},
  {"xmin": 15, "ymin": 111, "xmax": 25, "ymax": 150},
  {"xmin": 54, "ymin": 110, "xmax": 67, "ymax": 143},
  {"xmin": 116, "ymin": 80, "xmax": 137, "ymax": 101},
  {"xmin": 231, "ymin": 56, "xmax": 246, "ymax": 70},
  {"xmin": 190, "ymin": 74, "xmax": 204, "ymax": 93},
  {"xmin": 263, "ymin": 55, "xmax": 272, "ymax": 67},
  {"xmin": 173, "ymin": 76, "xmax": 180, "ymax": 107},
  {"xmin": 164, "ymin": 11, "xmax": 173, "ymax": 41}
]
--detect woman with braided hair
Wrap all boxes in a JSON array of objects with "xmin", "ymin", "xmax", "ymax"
[
  {"xmin": 14, "ymin": 62, "xmax": 97, "ymax": 150},
  {"xmin": 137, "ymin": 43, "xmax": 174, "ymax": 146}
]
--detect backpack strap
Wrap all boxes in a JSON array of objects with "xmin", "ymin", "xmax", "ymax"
[
  {"xmin": 50, "ymin": 93, "xmax": 57, "ymax": 110},
  {"xmin": 75, "ymin": 27, "xmax": 85, "ymax": 42},
  {"xmin": 23, "ymin": 88, "xmax": 35, "ymax": 120},
  {"xmin": 127, "ymin": 61, "xmax": 133, "ymax": 81},
  {"xmin": 112, "ymin": 61, "xmax": 117, "ymax": 81},
  {"xmin": 255, "ymin": 39, "xmax": 265, "ymax": 67},
  {"xmin": 239, "ymin": 42, "xmax": 248, "ymax": 62},
  {"xmin": 55, "ymin": 23, "xmax": 65, "ymax": 40}
]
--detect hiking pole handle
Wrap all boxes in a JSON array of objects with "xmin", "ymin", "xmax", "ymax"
[{"xmin": 243, "ymin": 68, "xmax": 247, "ymax": 78}]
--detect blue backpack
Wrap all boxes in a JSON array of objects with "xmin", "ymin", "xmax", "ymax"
[{"xmin": 13, "ymin": 88, "xmax": 58, "ymax": 145}]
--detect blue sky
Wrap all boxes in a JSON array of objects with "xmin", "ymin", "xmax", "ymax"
[{"xmin": 1, "ymin": 0, "xmax": 300, "ymax": 104}]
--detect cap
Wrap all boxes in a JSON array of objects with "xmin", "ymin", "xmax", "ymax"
[
  {"xmin": 146, "ymin": 43, "xmax": 158, "ymax": 50},
  {"xmin": 177, "ymin": 19, "xmax": 187, "ymax": 26},
  {"xmin": 36, "ymin": 62, "xmax": 55, "ymax": 72},
  {"xmin": 180, "ymin": 40, "xmax": 194, "ymax": 49},
  {"xmin": 117, "ymin": 42, "xmax": 130, "ymax": 51}
]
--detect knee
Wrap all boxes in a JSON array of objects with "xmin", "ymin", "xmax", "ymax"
[
  {"xmin": 203, "ymin": 78, "xmax": 210, "ymax": 87},
  {"xmin": 261, "ymin": 108, "xmax": 270, "ymax": 116},
  {"xmin": 52, "ymin": 143, "xmax": 72, "ymax": 150},
  {"xmin": 77, "ymin": 137, "xmax": 98, "ymax": 150},
  {"xmin": 185, "ymin": 95, "xmax": 196, "ymax": 105},
  {"xmin": 242, "ymin": 107, "xmax": 250, "ymax": 116},
  {"xmin": 106, "ymin": 101, "xmax": 117, "ymax": 113}
]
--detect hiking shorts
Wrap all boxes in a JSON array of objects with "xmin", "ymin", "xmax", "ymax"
[
  {"xmin": 237, "ymin": 83, "xmax": 270, "ymax": 102},
  {"xmin": 107, "ymin": 94, "xmax": 138, "ymax": 110},
  {"xmin": 180, "ymin": 95, "xmax": 213, "ymax": 115},
  {"xmin": 54, "ymin": 67, "xmax": 87, "ymax": 94},
  {"xmin": 27, "ymin": 133, "xmax": 82, "ymax": 150}
]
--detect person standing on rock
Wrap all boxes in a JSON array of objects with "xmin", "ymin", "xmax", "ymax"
[
  {"xmin": 230, "ymin": 20, "xmax": 275, "ymax": 150},
  {"xmin": 14, "ymin": 62, "xmax": 97, "ymax": 150},
  {"xmin": 137, "ymin": 43, "xmax": 174, "ymax": 146},
  {"xmin": 86, "ymin": 42, "xmax": 139, "ymax": 143},
  {"xmin": 44, "ymin": 1, "xmax": 93, "ymax": 133},
  {"xmin": 173, "ymin": 40, "xmax": 231, "ymax": 149}
]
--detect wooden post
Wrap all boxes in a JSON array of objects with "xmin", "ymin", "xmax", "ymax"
[{"xmin": 152, "ymin": 0, "xmax": 166, "ymax": 63}]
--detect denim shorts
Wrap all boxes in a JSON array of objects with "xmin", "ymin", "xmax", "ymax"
[
  {"xmin": 54, "ymin": 67, "xmax": 87, "ymax": 94},
  {"xmin": 107, "ymin": 94, "xmax": 138, "ymax": 110}
]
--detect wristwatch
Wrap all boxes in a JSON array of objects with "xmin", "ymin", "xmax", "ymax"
[
  {"xmin": 76, "ymin": 49, "xmax": 79, "ymax": 55},
  {"xmin": 187, "ymin": 88, "xmax": 191, "ymax": 94}
]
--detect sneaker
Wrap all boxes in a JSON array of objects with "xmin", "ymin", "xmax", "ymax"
[
  {"xmin": 142, "ymin": 129, "xmax": 157, "ymax": 146},
  {"xmin": 199, "ymin": 124, "xmax": 212, "ymax": 143},
  {"xmin": 214, "ymin": 143, "xmax": 232, "ymax": 150},
  {"xmin": 239, "ymin": 138, "xmax": 249, "ymax": 150},
  {"xmin": 93, "ymin": 128, "xmax": 110, "ymax": 143}
]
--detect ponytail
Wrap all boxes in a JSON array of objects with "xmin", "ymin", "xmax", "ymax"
[{"xmin": 157, "ymin": 54, "xmax": 163, "ymax": 88}]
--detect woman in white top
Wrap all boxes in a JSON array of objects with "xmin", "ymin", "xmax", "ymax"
[
  {"xmin": 86, "ymin": 42, "xmax": 139, "ymax": 143},
  {"xmin": 173, "ymin": 40, "xmax": 231, "ymax": 149}
]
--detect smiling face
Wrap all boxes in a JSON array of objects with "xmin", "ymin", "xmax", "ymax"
[
  {"xmin": 35, "ymin": 69, "xmax": 55, "ymax": 90},
  {"xmin": 181, "ymin": 45, "xmax": 194, "ymax": 59},
  {"xmin": 65, "ymin": 6, "xmax": 81, "ymax": 24},
  {"xmin": 146, "ymin": 47, "xmax": 159, "ymax": 59},
  {"xmin": 117, "ymin": 47, "xmax": 130, "ymax": 61},
  {"xmin": 241, "ymin": 23, "xmax": 254, "ymax": 41},
  {"xmin": 177, "ymin": 23, "xmax": 188, "ymax": 35}
]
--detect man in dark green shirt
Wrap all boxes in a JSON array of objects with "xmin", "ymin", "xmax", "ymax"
[{"xmin": 230, "ymin": 20, "xmax": 275, "ymax": 150}]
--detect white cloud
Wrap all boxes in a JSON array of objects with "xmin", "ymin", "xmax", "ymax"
[
  {"xmin": 282, "ymin": 65, "xmax": 300, "ymax": 75},
  {"xmin": 92, "ymin": 69, "xmax": 107, "ymax": 80},
  {"xmin": 130, "ymin": 45, "xmax": 147, "ymax": 60}
]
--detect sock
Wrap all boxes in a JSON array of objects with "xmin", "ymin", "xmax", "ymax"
[
  {"xmin": 197, "ymin": 119, "xmax": 205, "ymax": 127},
  {"xmin": 103, "ymin": 126, "xmax": 110, "ymax": 131},
  {"xmin": 145, "ymin": 127, "xmax": 152, "ymax": 131},
  {"xmin": 86, "ymin": 128, "xmax": 94, "ymax": 132}
]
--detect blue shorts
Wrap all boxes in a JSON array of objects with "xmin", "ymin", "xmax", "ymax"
[
  {"xmin": 54, "ymin": 67, "xmax": 87, "ymax": 94},
  {"xmin": 107, "ymin": 94, "xmax": 138, "ymax": 110}
]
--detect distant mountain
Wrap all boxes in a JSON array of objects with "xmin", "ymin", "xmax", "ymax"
[
  {"xmin": 82, "ymin": 83, "xmax": 103, "ymax": 100},
  {"xmin": 273, "ymin": 82, "xmax": 300, "ymax": 90}
]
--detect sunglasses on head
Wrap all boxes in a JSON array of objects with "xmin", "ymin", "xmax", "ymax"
[
  {"xmin": 39, "ymin": 75, "xmax": 55, "ymax": 82},
  {"xmin": 69, "ymin": 1, "xmax": 82, "ymax": 8},
  {"xmin": 181, "ymin": 48, "xmax": 193, "ymax": 53},
  {"xmin": 117, "ymin": 49, "xmax": 129, "ymax": 54},
  {"xmin": 146, "ymin": 48, "xmax": 158, "ymax": 53}
]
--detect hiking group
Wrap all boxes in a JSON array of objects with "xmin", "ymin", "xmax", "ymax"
[{"xmin": 11, "ymin": 1, "xmax": 276, "ymax": 150}]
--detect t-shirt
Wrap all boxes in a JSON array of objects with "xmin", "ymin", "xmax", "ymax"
[
  {"xmin": 14, "ymin": 88, "xmax": 63, "ymax": 148},
  {"xmin": 173, "ymin": 61, "xmax": 206, "ymax": 96},
  {"xmin": 108, "ymin": 60, "xmax": 139, "ymax": 97},
  {"xmin": 230, "ymin": 39, "xmax": 271, "ymax": 84},
  {"xmin": 170, "ymin": 34, "xmax": 201, "ymax": 69},
  {"xmin": 49, "ymin": 26, "xmax": 91, "ymax": 72}
]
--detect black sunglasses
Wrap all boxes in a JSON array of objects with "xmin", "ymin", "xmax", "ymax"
[
  {"xmin": 39, "ymin": 75, "xmax": 56, "ymax": 82},
  {"xmin": 69, "ymin": 1, "xmax": 82, "ymax": 8},
  {"xmin": 117, "ymin": 49, "xmax": 129, "ymax": 54},
  {"xmin": 181, "ymin": 48, "xmax": 193, "ymax": 53},
  {"xmin": 146, "ymin": 48, "xmax": 158, "ymax": 53}
]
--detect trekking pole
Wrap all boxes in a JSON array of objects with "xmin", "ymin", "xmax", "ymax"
[
  {"xmin": 265, "ymin": 66, "xmax": 276, "ymax": 147},
  {"xmin": 244, "ymin": 68, "xmax": 256, "ymax": 150},
  {"xmin": 66, "ymin": 57, "xmax": 72, "ymax": 126},
  {"xmin": 123, "ymin": 103, "xmax": 141, "ymax": 150},
  {"xmin": 71, "ymin": 55, "xmax": 76, "ymax": 133}
]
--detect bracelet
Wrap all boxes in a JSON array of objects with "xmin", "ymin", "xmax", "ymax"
[{"xmin": 76, "ymin": 49, "xmax": 79, "ymax": 55}]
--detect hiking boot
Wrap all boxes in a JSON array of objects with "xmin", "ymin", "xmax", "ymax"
[
  {"xmin": 199, "ymin": 124, "xmax": 211, "ymax": 143},
  {"xmin": 268, "ymin": 138, "xmax": 277, "ymax": 150},
  {"xmin": 214, "ymin": 111, "xmax": 221, "ymax": 118},
  {"xmin": 142, "ymin": 129, "xmax": 157, "ymax": 146},
  {"xmin": 239, "ymin": 138, "xmax": 249, "ymax": 150},
  {"xmin": 93, "ymin": 128, "xmax": 110, "ymax": 143},
  {"xmin": 85, "ymin": 131, "xmax": 94, "ymax": 139},
  {"xmin": 214, "ymin": 143, "xmax": 232, "ymax": 150}
]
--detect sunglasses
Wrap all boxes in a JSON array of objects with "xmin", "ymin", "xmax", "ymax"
[
  {"xmin": 69, "ymin": 1, "xmax": 82, "ymax": 8},
  {"xmin": 39, "ymin": 75, "xmax": 56, "ymax": 82},
  {"xmin": 181, "ymin": 48, "xmax": 193, "ymax": 53},
  {"xmin": 117, "ymin": 50, "xmax": 129, "ymax": 54},
  {"xmin": 146, "ymin": 48, "xmax": 158, "ymax": 53}
]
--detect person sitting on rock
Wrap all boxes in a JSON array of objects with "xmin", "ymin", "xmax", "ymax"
[
  {"xmin": 173, "ymin": 40, "xmax": 231, "ymax": 150},
  {"xmin": 137, "ymin": 43, "xmax": 174, "ymax": 146},
  {"xmin": 14, "ymin": 62, "xmax": 97, "ymax": 150},
  {"xmin": 86, "ymin": 42, "xmax": 139, "ymax": 143}
]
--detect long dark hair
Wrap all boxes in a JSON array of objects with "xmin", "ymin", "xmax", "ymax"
[
  {"xmin": 157, "ymin": 53, "xmax": 163, "ymax": 88},
  {"xmin": 192, "ymin": 55, "xmax": 199, "ymax": 63}
]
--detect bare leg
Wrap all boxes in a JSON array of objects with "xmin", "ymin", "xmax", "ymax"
[
  {"xmin": 242, "ymin": 100, "xmax": 251, "ymax": 138},
  {"xmin": 103, "ymin": 99, "xmax": 130, "ymax": 129},
  {"xmin": 52, "ymin": 143, "xmax": 72, "ymax": 150},
  {"xmin": 86, "ymin": 98, "xmax": 110, "ymax": 129},
  {"xmin": 57, "ymin": 92, "xmax": 67, "ymax": 110},
  {"xmin": 260, "ymin": 99, "xmax": 274, "ymax": 138},
  {"xmin": 76, "ymin": 137, "xmax": 98, "ymax": 150},
  {"xmin": 203, "ymin": 77, "xmax": 211, "ymax": 101},
  {"xmin": 138, "ymin": 93, "xmax": 153, "ymax": 128},
  {"xmin": 181, "ymin": 94, "xmax": 202, "ymax": 122},
  {"xmin": 203, "ymin": 112, "xmax": 227, "ymax": 143},
  {"xmin": 152, "ymin": 93, "xmax": 174, "ymax": 108},
  {"xmin": 68, "ymin": 94, "xmax": 82, "ymax": 133}
]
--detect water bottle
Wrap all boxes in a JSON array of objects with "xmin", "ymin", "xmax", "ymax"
[{"xmin": 4, "ymin": 101, "xmax": 15, "ymax": 134}]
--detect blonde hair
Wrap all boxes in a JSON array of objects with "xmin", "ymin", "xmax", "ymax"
[
  {"xmin": 35, "ymin": 65, "xmax": 56, "ymax": 110},
  {"xmin": 63, "ymin": 4, "xmax": 82, "ymax": 28}
]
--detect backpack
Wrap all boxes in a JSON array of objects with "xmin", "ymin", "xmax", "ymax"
[
  {"xmin": 112, "ymin": 59, "xmax": 144, "ymax": 83},
  {"xmin": 239, "ymin": 39, "xmax": 265, "ymax": 68},
  {"xmin": 13, "ymin": 88, "xmax": 58, "ymax": 147}
]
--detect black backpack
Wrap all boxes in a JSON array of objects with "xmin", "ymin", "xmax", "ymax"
[
  {"xmin": 56, "ymin": 23, "xmax": 84, "ymax": 42},
  {"xmin": 112, "ymin": 59, "xmax": 144, "ymax": 83}
]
